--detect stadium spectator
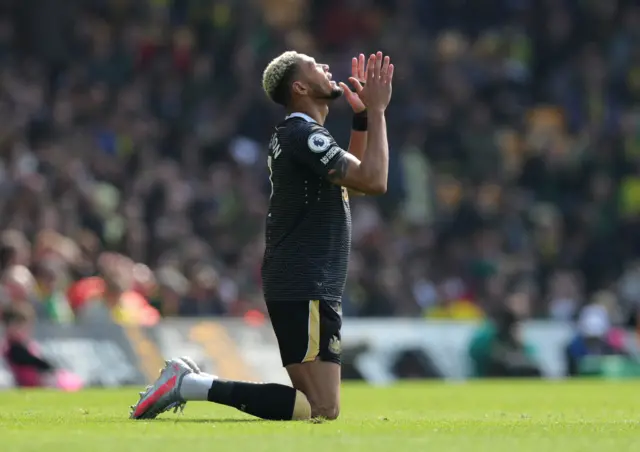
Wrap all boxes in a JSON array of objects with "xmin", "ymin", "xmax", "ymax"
[
  {"xmin": 179, "ymin": 265, "xmax": 226, "ymax": 317},
  {"xmin": 468, "ymin": 289, "xmax": 541, "ymax": 378},
  {"xmin": 1, "ymin": 303, "xmax": 55, "ymax": 387},
  {"xmin": 33, "ymin": 259, "xmax": 74, "ymax": 323},
  {"xmin": 564, "ymin": 302, "xmax": 637, "ymax": 377},
  {"xmin": 1, "ymin": 302, "xmax": 82, "ymax": 390},
  {"xmin": 0, "ymin": 0, "xmax": 637, "ymax": 326}
]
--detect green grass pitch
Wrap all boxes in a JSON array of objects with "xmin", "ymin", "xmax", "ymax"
[{"xmin": 1, "ymin": 381, "xmax": 639, "ymax": 452}]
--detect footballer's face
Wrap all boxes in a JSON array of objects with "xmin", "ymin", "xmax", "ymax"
[{"xmin": 296, "ymin": 55, "xmax": 343, "ymax": 101}]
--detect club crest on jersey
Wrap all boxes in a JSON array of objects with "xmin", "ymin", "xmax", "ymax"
[
  {"xmin": 328, "ymin": 336, "xmax": 341, "ymax": 354},
  {"xmin": 308, "ymin": 133, "xmax": 332, "ymax": 153}
]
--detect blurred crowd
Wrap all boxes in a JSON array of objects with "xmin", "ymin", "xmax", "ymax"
[{"xmin": 0, "ymin": 0, "xmax": 638, "ymax": 327}]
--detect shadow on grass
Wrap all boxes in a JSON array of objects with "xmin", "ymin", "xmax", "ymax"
[{"xmin": 153, "ymin": 418, "xmax": 265, "ymax": 424}]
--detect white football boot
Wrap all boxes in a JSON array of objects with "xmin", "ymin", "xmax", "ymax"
[{"xmin": 129, "ymin": 356, "xmax": 201, "ymax": 420}]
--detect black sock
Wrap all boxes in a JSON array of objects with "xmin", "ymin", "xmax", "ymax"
[{"xmin": 207, "ymin": 380, "xmax": 297, "ymax": 420}]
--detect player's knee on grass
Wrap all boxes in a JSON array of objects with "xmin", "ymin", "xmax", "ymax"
[
  {"xmin": 310, "ymin": 400, "xmax": 340, "ymax": 420},
  {"xmin": 287, "ymin": 360, "xmax": 341, "ymax": 420}
]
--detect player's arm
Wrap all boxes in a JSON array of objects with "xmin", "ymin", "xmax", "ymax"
[
  {"xmin": 340, "ymin": 55, "xmax": 369, "ymax": 196},
  {"xmin": 332, "ymin": 52, "xmax": 394, "ymax": 195},
  {"xmin": 293, "ymin": 110, "xmax": 388, "ymax": 195},
  {"xmin": 346, "ymin": 124, "xmax": 366, "ymax": 161},
  {"xmin": 344, "ymin": 128, "xmax": 367, "ymax": 197},
  {"xmin": 327, "ymin": 109, "xmax": 388, "ymax": 195},
  {"xmin": 290, "ymin": 125, "xmax": 385, "ymax": 195}
]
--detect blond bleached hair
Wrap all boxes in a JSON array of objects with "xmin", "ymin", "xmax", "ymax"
[{"xmin": 262, "ymin": 51, "xmax": 301, "ymax": 105}]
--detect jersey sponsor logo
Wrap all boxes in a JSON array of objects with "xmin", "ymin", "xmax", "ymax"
[
  {"xmin": 308, "ymin": 132, "xmax": 332, "ymax": 153},
  {"xmin": 321, "ymin": 146, "xmax": 341, "ymax": 165}
]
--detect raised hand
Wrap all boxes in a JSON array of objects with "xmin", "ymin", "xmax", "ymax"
[
  {"xmin": 339, "ymin": 54, "xmax": 367, "ymax": 113},
  {"xmin": 349, "ymin": 52, "xmax": 394, "ymax": 113}
]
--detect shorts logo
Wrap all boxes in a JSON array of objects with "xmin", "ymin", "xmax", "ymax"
[
  {"xmin": 308, "ymin": 133, "xmax": 332, "ymax": 153},
  {"xmin": 328, "ymin": 336, "xmax": 341, "ymax": 354}
]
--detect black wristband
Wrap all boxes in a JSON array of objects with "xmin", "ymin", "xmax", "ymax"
[{"xmin": 352, "ymin": 110, "xmax": 368, "ymax": 131}]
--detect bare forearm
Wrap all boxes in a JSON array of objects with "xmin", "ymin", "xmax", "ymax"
[
  {"xmin": 347, "ymin": 130, "xmax": 367, "ymax": 160},
  {"xmin": 346, "ymin": 129, "xmax": 368, "ymax": 196},
  {"xmin": 358, "ymin": 110, "xmax": 388, "ymax": 192}
]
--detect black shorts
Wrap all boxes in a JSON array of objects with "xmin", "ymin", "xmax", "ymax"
[{"xmin": 266, "ymin": 299, "xmax": 342, "ymax": 367}]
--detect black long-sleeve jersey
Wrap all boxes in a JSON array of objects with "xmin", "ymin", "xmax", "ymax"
[{"xmin": 261, "ymin": 113, "xmax": 352, "ymax": 303}]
